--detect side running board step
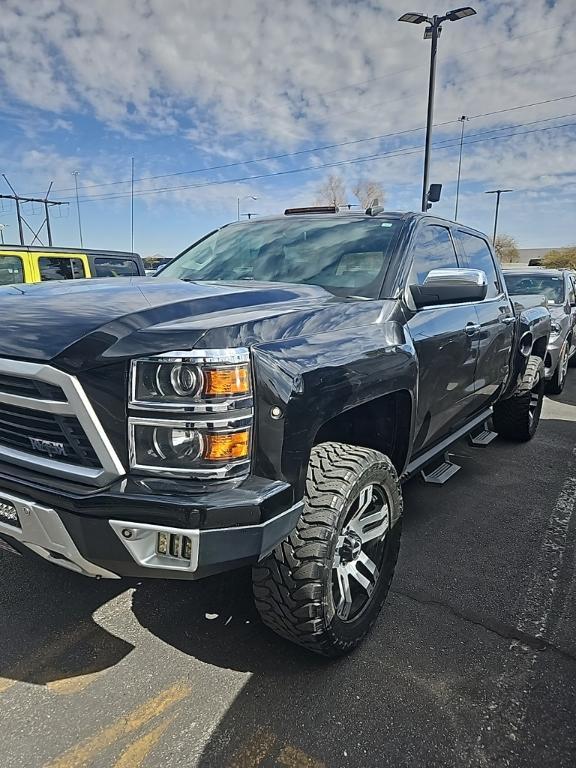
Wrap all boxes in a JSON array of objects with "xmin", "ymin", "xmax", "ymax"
[
  {"xmin": 420, "ymin": 452, "xmax": 461, "ymax": 485},
  {"xmin": 469, "ymin": 421, "xmax": 498, "ymax": 446}
]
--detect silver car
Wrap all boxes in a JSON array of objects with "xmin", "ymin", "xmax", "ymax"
[{"xmin": 504, "ymin": 268, "xmax": 576, "ymax": 394}]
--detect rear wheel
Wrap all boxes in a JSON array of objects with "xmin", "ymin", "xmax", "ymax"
[
  {"xmin": 252, "ymin": 442, "xmax": 402, "ymax": 656},
  {"xmin": 546, "ymin": 341, "xmax": 569, "ymax": 395},
  {"xmin": 493, "ymin": 355, "xmax": 544, "ymax": 442}
]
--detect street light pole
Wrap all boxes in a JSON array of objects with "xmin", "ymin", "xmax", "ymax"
[
  {"xmin": 399, "ymin": 8, "xmax": 477, "ymax": 212},
  {"xmin": 454, "ymin": 115, "xmax": 468, "ymax": 220},
  {"xmin": 485, "ymin": 189, "xmax": 513, "ymax": 245},
  {"xmin": 237, "ymin": 195, "xmax": 258, "ymax": 221},
  {"xmin": 421, "ymin": 16, "xmax": 440, "ymax": 212}
]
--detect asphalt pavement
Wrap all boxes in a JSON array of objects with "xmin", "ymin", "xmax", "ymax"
[{"xmin": 1, "ymin": 375, "xmax": 575, "ymax": 768}]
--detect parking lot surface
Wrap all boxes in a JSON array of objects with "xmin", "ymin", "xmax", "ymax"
[{"xmin": 1, "ymin": 376, "xmax": 575, "ymax": 768}]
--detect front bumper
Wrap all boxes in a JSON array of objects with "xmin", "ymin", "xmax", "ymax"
[{"xmin": 0, "ymin": 486, "xmax": 303, "ymax": 580}]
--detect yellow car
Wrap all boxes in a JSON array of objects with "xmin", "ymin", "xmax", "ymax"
[{"xmin": 0, "ymin": 246, "xmax": 144, "ymax": 286}]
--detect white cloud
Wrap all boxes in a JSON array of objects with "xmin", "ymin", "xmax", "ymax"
[{"xmin": 1, "ymin": 0, "xmax": 576, "ymax": 244}]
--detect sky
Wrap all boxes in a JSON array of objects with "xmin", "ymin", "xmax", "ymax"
[{"xmin": 0, "ymin": 0, "xmax": 575, "ymax": 257}]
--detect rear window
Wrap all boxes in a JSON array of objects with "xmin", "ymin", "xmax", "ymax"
[
  {"xmin": 93, "ymin": 257, "xmax": 139, "ymax": 277},
  {"xmin": 0, "ymin": 256, "xmax": 24, "ymax": 285},
  {"xmin": 38, "ymin": 257, "xmax": 86, "ymax": 281},
  {"xmin": 457, "ymin": 231, "xmax": 501, "ymax": 299}
]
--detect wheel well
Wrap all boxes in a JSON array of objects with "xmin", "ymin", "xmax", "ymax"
[
  {"xmin": 313, "ymin": 390, "xmax": 412, "ymax": 474},
  {"xmin": 531, "ymin": 335, "xmax": 548, "ymax": 361}
]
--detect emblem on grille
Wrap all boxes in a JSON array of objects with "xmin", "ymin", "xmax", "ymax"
[{"xmin": 28, "ymin": 437, "xmax": 66, "ymax": 457}]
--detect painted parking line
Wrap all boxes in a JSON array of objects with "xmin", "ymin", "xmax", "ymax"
[
  {"xmin": 113, "ymin": 716, "xmax": 175, "ymax": 768},
  {"xmin": 228, "ymin": 727, "xmax": 278, "ymax": 768},
  {"xmin": 0, "ymin": 624, "xmax": 97, "ymax": 695},
  {"xmin": 277, "ymin": 744, "xmax": 326, "ymax": 768},
  {"xmin": 48, "ymin": 681, "xmax": 191, "ymax": 768},
  {"xmin": 228, "ymin": 727, "xmax": 326, "ymax": 768}
]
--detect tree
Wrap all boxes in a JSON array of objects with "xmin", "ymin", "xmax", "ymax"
[
  {"xmin": 494, "ymin": 234, "xmax": 519, "ymax": 263},
  {"xmin": 352, "ymin": 179, "xmax": 385, "ymax": 209},
  {"xmin": 543, "ymin": 246, "xmax": 576, "ymax": 270},
  {"xmin": 314, "ymin": 174, "xmax": 347, "ymax": 207}
]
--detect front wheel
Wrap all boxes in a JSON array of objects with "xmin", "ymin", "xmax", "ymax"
[
  {"xmin": 493, "ymin": 355, "xmax": 545, "ymax": 442},
  {"xmin": 252, "ymin": 442, "xmax": 402, "ymax": 656}
]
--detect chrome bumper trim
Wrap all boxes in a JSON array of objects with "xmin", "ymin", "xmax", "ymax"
[{"xmin": 0, "ymin": 489, "xmax": 119, "ymax": 579}]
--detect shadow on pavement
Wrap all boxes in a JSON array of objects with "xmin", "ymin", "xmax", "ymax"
[{"xmin": 0, "ymin": 551, "xmax": 133, "ymax": 688}]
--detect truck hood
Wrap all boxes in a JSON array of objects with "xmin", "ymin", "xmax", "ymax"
[{"xmin": 0, "ymin": 277, "xmax": 389, "ymax": 371}]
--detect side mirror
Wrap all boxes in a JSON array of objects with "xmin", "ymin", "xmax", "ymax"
[{"xmin": 410, "ymin": 268, "xmax": 488, "ymax": 308}]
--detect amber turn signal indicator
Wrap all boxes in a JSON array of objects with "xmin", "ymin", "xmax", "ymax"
[
  {"xmin": 204, "ymin": 366, "xmax": 250, "ymax": 397},
  {"xmin": 204, "ymin": 431, "xmax": 250, "ymax": 461}
]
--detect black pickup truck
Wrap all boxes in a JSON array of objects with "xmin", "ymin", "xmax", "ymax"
[{"xmin": 0, "ymin": 209, "xmax": 550, "ymax": 656}]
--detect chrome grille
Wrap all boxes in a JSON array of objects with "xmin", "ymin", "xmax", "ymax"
[
  {"xmin": 0, "ymin": 358, "xmax": 124, "ymax": 486},
  {"xmin": 0, "ymin": 402, "xmax": 100, "ymax": 468}
]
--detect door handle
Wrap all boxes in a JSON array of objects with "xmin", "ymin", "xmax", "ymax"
[
  {"xmin": 499, "ymin": 316, "xmax": 516, "ymax": 325},
  {"xmin": 465, "ymin": 322, "xmax": 481, "ymax": 336}
]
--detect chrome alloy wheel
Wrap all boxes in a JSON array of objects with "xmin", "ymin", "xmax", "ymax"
[
  {"xmin": 332, "ymin": 484, "xmax": 390, "ymax": 621},
  {"xmin": 528, "ymin": 369, "xmax": 542, "ymax": 427}
]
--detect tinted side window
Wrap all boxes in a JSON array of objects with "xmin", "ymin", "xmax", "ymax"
[
  {"xmin": 38, "ymin": 257, "xmax": 86, "ymax": 281},
  {"xmin": 0, "ymin": 256, "xmax": 24, "ymax": 285},
  {"xmin": 410, "ymin": 225, "xmax": 459, "ymax": 284},
  {"xmin": 93, "ymin": 257, "xmax": 139, "ymax": 277},
  {"xmin": 457, "ymin": 231, "xmax": 500, "ymax": 299}
]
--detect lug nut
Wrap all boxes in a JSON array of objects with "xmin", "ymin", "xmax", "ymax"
[{"xmin": 122, "ymin": 529, "xmax": 133, "ymax": 539}]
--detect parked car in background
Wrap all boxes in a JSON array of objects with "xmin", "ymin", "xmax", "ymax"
[
  {"xmin": 143, "ymin": 256, "xmax": 173, "ymax": 276},
  {"xmin": 503, "ymin": 267, "xmax": 576, "ymax": 394},
  {"xmin": 0, "ymin": 246, "xmax": 145, "ymax": 286}
]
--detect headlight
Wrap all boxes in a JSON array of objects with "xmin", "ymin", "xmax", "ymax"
[
  {"xmin": 130, "ymin": 418, "xmax": 250, "ymax": 475},
  {"xmin": 550, "ymin": 320, "xmax": 562, "ymax": 337},
  {"xmin": 128, "ymin": 349, "xmax": 253, "ymax": 478},
  {"xmin": 130, "ymin": 349, "xmax": 250, "ymax": 410}
]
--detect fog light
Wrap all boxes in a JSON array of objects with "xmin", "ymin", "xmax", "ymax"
[
  {"xmin": 157, "ymin": 532, "xmax": 169, "ymax": 555},
  {"xmin": 0, "ymin": 499, "xmax": 20, "ymax": 527}
]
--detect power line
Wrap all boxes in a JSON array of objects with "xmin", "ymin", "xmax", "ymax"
[
  {"xmin": 67, "ymin": 117, "xmax": 576, "ymax": 204},
  {"xmin": 42, "ymin": 92, "xmax": 576, "ymax": 200}
]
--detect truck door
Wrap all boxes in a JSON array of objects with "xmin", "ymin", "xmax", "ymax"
[
  {"xmin": 405, "ymin": 223, "xmax": 479, "ymax": 452},
  {"xmin": 455, "ymin": 231, "xmax": 515, "ymax": 409}
]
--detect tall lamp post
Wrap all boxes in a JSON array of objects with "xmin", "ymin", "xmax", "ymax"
[
  {"xmin": 399, "ymin": 7, "xmax": 477, "ymax": 212},
  {"xmin": 237, "ymin": 195, "xmax": 258, "ymax": 221},
  {"xmin": 454, "ymin": 115, "xmax": 468, "ymax": 220},
  {"xmin": 485, "ymin": 189, "xmax": 513, "ymax": 245}
]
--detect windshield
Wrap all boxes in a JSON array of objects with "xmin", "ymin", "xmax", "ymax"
[
  {"xmin": 161, "ymin": 217, "xmax": 401, "ymax": 298},
  {"xmin": 504, "ymin": 273, "xmax": 565, "ymax": 304}
]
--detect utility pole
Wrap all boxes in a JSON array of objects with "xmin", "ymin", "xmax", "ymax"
[
  {"xmin": 398, "ymin": 8, "xmax": 477, "ymax": 212},
  {"xmin": 485, "ymin": 189, "xmax": 513, "ymax": 245},
  {"xmin": 0, "ymin": 224, "xmax": 7, "ymax": 245},
  {"xmin": 44, "ymin": 181, "xmax": 54, "ymax": 246},
  {"xmin": 130, "ymin": 157, "xmax": 135, "ymax": 253},
  {"xmin": 73, "ymin": 171, "xmax": 84, "ymax": 247},
  {"xmin": 1, "ymin": 175, "xmax": 67, "ymax": 246},
  {"xmin": 454, "ymin": 115, "xmax": 468, "ymax": 221}
]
